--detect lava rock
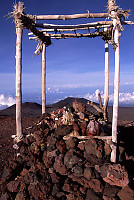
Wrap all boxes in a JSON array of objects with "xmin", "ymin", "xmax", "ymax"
[{"xmin": 100, "ymin": 163, "xmax": 129, "ymax": 187}]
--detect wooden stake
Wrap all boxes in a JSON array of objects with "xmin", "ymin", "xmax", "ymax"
[
  {"xmin": 104, "ymin": 39, "xmax": 109, "ymax": 120},
  {"xmin": 111, "ymin": 20, "xmax": 120, "ymax": 163},
  {"xmin": 42, "ymin": 43, "xmax": 46, "ymax": 114},
  {"xmin": 15, "ymin": 2, "xmax": 23, "ymax": 141}
]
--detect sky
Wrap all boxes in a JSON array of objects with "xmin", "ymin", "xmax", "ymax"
[{"xmin": 0, "ymin": 0, "xmax": 134, "ymax": 107}]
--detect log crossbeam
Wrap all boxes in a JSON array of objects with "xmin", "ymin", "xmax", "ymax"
[
  {"xmin": 14, "ymin": 11, "xmax": 51, "ymax": 46},
  {"xmin": 35, "ymin": 21, "xmax": 113, "ymax": 30},
  {"xmin": 35, "ymin": 12, "xmax": 109, "ymax": 20},
  {"xmin": 29, "ymin": 31, "xmax": 108, "ymax": 40}
]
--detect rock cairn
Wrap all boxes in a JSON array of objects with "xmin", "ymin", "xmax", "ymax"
[{"xmin": 0, "ymin": 101, "xmax": 133, "ymax": 200}]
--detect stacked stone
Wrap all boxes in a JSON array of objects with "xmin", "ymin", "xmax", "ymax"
[{"xmin": 0, "ymin": 101, "xmax": 133, "ymax": 200}]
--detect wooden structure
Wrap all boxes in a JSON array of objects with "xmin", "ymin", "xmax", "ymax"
[{"xmin": 13, "ymin": 0, "xmax": 133, "ymax": 162}]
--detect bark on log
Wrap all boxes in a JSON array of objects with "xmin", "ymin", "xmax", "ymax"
[
  {"xmin": 15, "ymin": 2, "xmax": 23, "ymax": 141},
  {"xmin": 14, "ymin": 12, "xmax": 51, "ymax": 46},
  {"xmin": 103, "ymin": 97, "xmax": 109, "ymax": 121},
  {"xmin": 28, "ymin": 24, "xmax": 111, "ymax": 34},
  {"xmin": 98, "ymin": 92, "xmax": 103, "ymax": 109},
  {"xmin": 90, "ymin": 101, "xmax": 103, "ymax": 113},
  {"xmin": 42, "ymin": 43, "xmax": 46, "ymax": 114},
  {"xmin": 36, "ymin": 13, "xmax": 109, "ymax": 20},
  {"xmin": 35, "ymin": 21, "xmax": 113, "ymax": 29},
  {"xmin": 29, "ymin": 31, "xmax": 106, "ymax": 40}
]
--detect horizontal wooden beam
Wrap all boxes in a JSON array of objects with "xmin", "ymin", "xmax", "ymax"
[
  {"xmin": 29, "ymin": 31, "xmax": 106, "ymax": 40},
  {"xmin": 35, "ymin": 12, "xmax": 109, "ymax": 20},
  {"xmin": 63, "ymin": 135, "xmax": 112, "ymax": 140},
  {"xmin": 35, "ymin": 21, "xmax": 113, "ymax": 29},
  {"xmin": 122, "ymin": 21, "xmax": 134, "ymax": 25},
  {"xmin": 14, "ymin": 12, "xmax": 51, "ymax": 46},
  {"xmin": 28, "ymin": 25, "xmax": 111, "ymax": 35}
]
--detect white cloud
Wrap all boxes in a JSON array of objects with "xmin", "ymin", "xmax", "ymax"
[
  {"xmin": 83, "ymin": 90, "xmax": 134, "ymax": 105},
  {"xmin": 0, "ymin": 94, "xmax": 16, "ymax": 110}
]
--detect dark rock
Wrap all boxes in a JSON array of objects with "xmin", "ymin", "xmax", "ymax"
[
  {"xmin": 104, "ymin": 142, "xmax": 111, "ymax": 156},
  {"xmin": 1, "ymin": 168, "xmax": 10, "ymax": 179},
  {"xmin": 73, "ymin": 121, "xmax": 80, "ymax": 136},
  {"xmin": 52, "ymin": 184, "xmax": 60, "ymax": 196},
  {"xmin": 54, "ymin": 125, "xmax": 73, "ymax": 138},
  {"xmin": 15, "ymin": 191, "xmax": 26, "ymax": 200},
  {"xmin": 72, "ymin": 100, "xmax": 86, "ymax": 113},
  {"xmin": 20, "ymin": 144, "xmax": 28, "ymax": 155},
  {"xmin": 86, "ymin": 189, "xmax": 100, "ymax": 200},
  {"xmin": 56, "ymin": 192, "xmax": 65, "ymax": 198},
  {"xmin": 50, "ymin": 172, "xmax": 60, "ymax": 183},
  {"xmin": 117, "ymin": 185, "xmax": 134, "ymax": 200},
  {"xmin": 84, "ymin": 167, "xmax": 95, "ymax": 180},
  {"xmin": 78, "ymin": 141, "xmax": 85, "ymax": 151},
  {"xmin": 80, "ymin": 121, "xmax": 87, "ymax": 135},
  {"xmin": 43, "ymin": 150, "xmax": 53, "ymax": 168},
  {"xmin": 85, "ymin": 139, "xmax": 104, "ymax": 159},
  {"xmin": 65, "ymin": 137, "xmax": 76, "ymax": 149},
  {"xmin": 0, "ymin": 193, "xmax": 10, "ymax": 200},
  {"xmin": 29, "ymin": 142, "xmax": 40, "ymax": 155},
  {"xmin": 7, "ymin": 179, "xmax": 21, "ymax": 193},
  {"xmin": 100, "ymin": 163, "xmax": 129, "ymax": 187},
  {"xmin": 80, "ymin": 186, "xmax": 87, "ymax": 194},
  {"xmin": 23, "ymin": 171, "xmax": 38, "ymax": 185},
  {"xmin": 103, "ymin": 183, "xmax": 120, "ymax": 200},
  {"xmin": 47, "ymin": 135, "xmax": 56, "ymax": 151},
  {"xmin": 62, "ymin": 179, "xmax": 71, "ymax": 193},
  {"xmin": 33, "ymin": 130, "xmax": 45, "ymax": 146},
  {"xmin": 54, "ymin": 154, "xmax": 67, "ymax": 175},
  {"xmin": 73, "ymin": 165, "xmax": 83, "ymax": 175},
  {"xmin": 66, "ymin": 194, "xmax": 75, "ymax": 200},
  {"xmin": 64, "ymin": 149, "xmax": 82, "ymax": 169},
  {"xmin": 56, "ymin": 140, "xmax": 66, "ymax": 153},
  {"xmin": 68, "ymin": 174, "xmax": 103, "ymax": 193},
  {"xmin": 86, "ymin": 120, "xmax": 100, "ymax": 136}
]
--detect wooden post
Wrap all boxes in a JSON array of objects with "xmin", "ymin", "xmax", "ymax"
[
  {"xmin": 111, "ymin": 20, "xmax": 120, "ymax": 163},
  {"xmin": 15, "ymin": 2, "xmax": 23, "ymax": 141},
  {"xmin": 42, "ymin": 43, "xmax": 46, "ymax": 114},
  {"xmin": 104, "ymin": 38, "xmax": 109, "ymax": 121}
]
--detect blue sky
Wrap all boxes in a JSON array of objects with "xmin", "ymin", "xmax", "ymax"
[{"xmin": 0, "ymin": 0, "xmax": 134, "ymax": 106}]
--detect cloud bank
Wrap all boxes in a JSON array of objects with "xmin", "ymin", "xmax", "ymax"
[
  {"xmin": 84, "ymin": 90, "xmax": 134, "ymax": 105},
  {"xmin": 0, "ymin": 94, "xmax": 16, "ymax": 110}
]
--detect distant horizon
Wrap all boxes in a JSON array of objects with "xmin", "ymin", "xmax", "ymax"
[
  {"xmin": 0, "ymin": 0, "xmax": 134, "ymax": 110},
  {"xmin": 0, "ymin": 85, "xmax": 134, "ymax": 110}
]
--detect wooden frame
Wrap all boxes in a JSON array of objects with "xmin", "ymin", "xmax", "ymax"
[{"xmin": 13, "ymin": 0, "xmax": 133, "ymax": 163}]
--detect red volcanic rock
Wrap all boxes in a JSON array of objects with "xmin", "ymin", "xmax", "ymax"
[
  {"xmin": 80, "ymin": 120, "xmax": 87, "ymax": 135},
  {"xmin": 100, "ymin": 164, "xmax": 129, "ymax": 187},
  {"xmin": 53, "ymin": 154, "xmax": 67, "ymax": 175},
  {"xmin": 78, "ymin": 141, "xmax": 85, "ymax": 151},
  {"xmin": 84, "ymin": 167, "xmax": 95, "ymax": 180},
  {"xmin": 86, "ymin": 189, "xmax": 100, "ymax": 200},
  {"xmin": 56, "ymin": 139, "xmax": 66, "ymax": 153},
  {"xmin": 103, "ymin": 183, "xmax": 120, "ymax": 200},
  {"xmin": 86, "ymin": 120, "xmax": 100, "ymax": 136},
  {"xmin": 72, "ymin": 100, "xmax": 86, "ymax": 113},
  {"xmin": 7, "ymin": 179, "xmax": 21, "ymax": 193},
  {"xmin": 50, "ymin": 172, "xmax": 60, "ymax": 184},
  {"xmin": 117, "ymin": 185, "xmax": 134, "ymax": 200}
]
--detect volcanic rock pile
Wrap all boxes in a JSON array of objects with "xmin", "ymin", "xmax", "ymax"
[{"xmin": 0, "ymin": 101, "xmax": 133, "ymax": 200}]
